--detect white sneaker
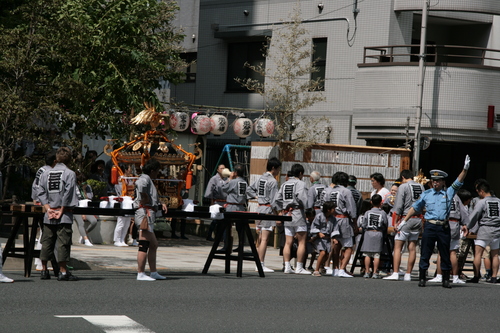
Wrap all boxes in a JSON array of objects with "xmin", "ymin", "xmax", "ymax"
[
  {"xmin": 137, "ymin": 272, "xmax": 155, "ymax": 281},
  {"xmin": 256, "ymin": 266, "xmax": 274, "ymax": 273},
  {"xmin": 119, "ymin": 242, "xmax": 128, "ymax": 247},
  {"xmin": 383, "ymin": 272, "xmax": 400, "ymax": 280},
  {"xmin": 453, "ymin": 276, "xmax": 465, "ymax": 284},
  {"xmin": 84, "ymin": 239, "xmax": 93, "ymax": 247},
  {"xmin": 79, "ymin": 236, "xmax": 84, "ymax": 244},
  {"xmin": 428, "ymin": 274, "xmax": 442, "ymax": 283},
  {"xmin": 338, "ymin": 269, "xmax": 353, "ymax": 278},
  {"xmin": 150, "ymin": 272, "xmax": 167, "ymax": 280},
  {"xmin": 325, "ymin": 267, "xmax": 333, "ymax": 275},
  {"xmin": 132, "ymin": 239, "xmax": 138, "ymax": 246},
  {"xmin": 114, "ymin": 242, "xmax": 123, "ymax": 247},
  {"xmin": 332, "ymin": 269, "xmax": 339, "ymax": 277},
  {"xmin": 284, "ymin": 267, "xmax": 295, "ymax": 274},
  {"xmin": 404, "ymin": 273, "xmax": 412, "ymax": 281},
  {"xmin": 0, "ymin": 274, "xmax": 14, "ymax": 283},
  {"xmin": 295, "ymin": 267, "xmax": 312, "ymax": 275}
]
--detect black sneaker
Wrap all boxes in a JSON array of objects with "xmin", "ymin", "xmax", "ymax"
[
  {"xmin": 486, "ymin": 277, "xmax": 497, "ymax": 284},
  {"xmin": 466, "ymin": 277, "xmax": 480, "ymax": 283},
  {"xmin": 57, "ymin": 272, "xmax": 78, "ymax": 281},
  {"xmin": 40, "ymin": 270, "xmax": 51, "ymax": 280},
  {"xmin": 480, "ymin": 273, "xmax": 491, "ymax": 282}
]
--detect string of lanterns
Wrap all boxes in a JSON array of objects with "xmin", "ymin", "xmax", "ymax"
[{"xmin": 168, "ymin": 110, "xmax": 274, "ymax": 138}]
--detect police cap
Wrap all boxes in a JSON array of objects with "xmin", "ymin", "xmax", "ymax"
[{"xmin": 429, "ymin": 169, "xmax": 448, "ymax": 180}]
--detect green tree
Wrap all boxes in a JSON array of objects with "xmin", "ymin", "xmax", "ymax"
[
  {"xmin": 0, "ymin": 0, "xmax": 61, "ymax": 199},
  {"xmin": 236, "ymin": 6, "xmax": 327, "ymax": 149},
  {"xmin": 0, "ymin": 0, "xmax": 185, "ymax": 199}
]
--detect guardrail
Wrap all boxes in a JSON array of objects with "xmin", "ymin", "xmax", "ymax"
[{"xmin": 361, "ymin": 44, "xmax": 500, "ymax": 69}]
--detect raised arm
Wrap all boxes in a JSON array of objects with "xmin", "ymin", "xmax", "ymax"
[{"xmin": 457, "ymin": 155, "xmax": 470, "ymax": 183}]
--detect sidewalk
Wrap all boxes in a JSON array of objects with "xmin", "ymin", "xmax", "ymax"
[
  {"xmin": 1, "ymin": 235, "xmax": 287, "ymax": 274},
  {"xmin": 2, "ymin": 234, "xmax": 459, "ymax": 279}
]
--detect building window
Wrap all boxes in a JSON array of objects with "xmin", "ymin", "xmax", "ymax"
[
  {"xmin": 180, "ymin": 52, "xmax": 197, "ymax": 83},
  {"xmin": 311, "ymin": 38, "xmax": 327, "ymax": 91},
  {"xmin": 226, "ymin": 41, "xmax": 266, "ymax": 92}
]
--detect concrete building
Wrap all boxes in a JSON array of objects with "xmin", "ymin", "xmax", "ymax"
[{"xmin": 171, "ymin": 1, "xmax": 500, "ymax": 189}]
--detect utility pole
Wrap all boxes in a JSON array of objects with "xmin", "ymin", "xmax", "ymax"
[{"xmin": 412, "ymin": 0, "xmax": 430, "ymax": 175}]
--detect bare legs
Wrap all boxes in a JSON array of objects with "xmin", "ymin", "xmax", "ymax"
[{"xmin": 137, "ymin": 229, "xmax": 158, "ymax": 273}]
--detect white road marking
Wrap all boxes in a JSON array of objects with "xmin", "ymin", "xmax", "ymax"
[{"xmin": 55, "ymin": 315, "xmax": 154, "ymax": 333}]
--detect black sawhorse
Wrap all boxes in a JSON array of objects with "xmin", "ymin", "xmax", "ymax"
[
  {"xmin": 202, "ymin": 212, "xmax": 291, "ymax": 277},
  {"xmin": 1, "ymin": 210, "xmax": 59, "ymax": 277},
  {"xmin": 202, "ymin": 217, "xmax": 264, "ymax": 277},
  {"xmin": 350, "ymin": 231, "xmax": 393, "ymax": 275},
  {"xmin": 458, "ymin": 235, "xmax": 476, "ymax": 277}
]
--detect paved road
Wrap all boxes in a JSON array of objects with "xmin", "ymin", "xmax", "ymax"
[
  {"xmin": 1, "ymin": 269, "xmax": 499, "ymax": 333},
  {"xmin": 2, "ymin": 235, "xmax": 497, "ymax": 332}
]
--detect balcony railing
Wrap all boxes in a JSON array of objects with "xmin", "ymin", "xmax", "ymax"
[{"xmin": 360, "ymin": 44, "xmax": 500, "ymax": 69}]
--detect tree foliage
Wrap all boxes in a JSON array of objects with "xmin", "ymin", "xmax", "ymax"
[
  {"xmin": 236, "ymin": 6, "xmax": 327, "ymax": 148},
  {"xmin": 0, "ymin": 0, "xmax": 186, "ymax": 199}
]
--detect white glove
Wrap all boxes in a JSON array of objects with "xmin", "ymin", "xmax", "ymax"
[{"xmin": 464, "ymin": 155, "xmax": 470, "ymax": 170}]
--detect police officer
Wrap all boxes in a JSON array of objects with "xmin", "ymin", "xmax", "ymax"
[{"xmin": 402, "ymin": 155, "xmax": 470, "ymax": 288}]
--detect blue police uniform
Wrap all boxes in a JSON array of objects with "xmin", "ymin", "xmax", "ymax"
[{"xmin": 412, "ymin": 170, "xmax": 463, "ymax": 286}]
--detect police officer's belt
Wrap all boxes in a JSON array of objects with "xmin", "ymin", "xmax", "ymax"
[{"xmin": 426, "ymin": 219, "xmax": 446, "ymax": 225}]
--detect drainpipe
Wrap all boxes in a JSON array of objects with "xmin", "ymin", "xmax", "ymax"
[{"xmin": 412, "ymin": 0, "xmax": 430, "ymax": 175}]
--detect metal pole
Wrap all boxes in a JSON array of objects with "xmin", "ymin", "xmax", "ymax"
[{"xmin": 413, "ymin": 0, "xmax": 430, "ymax": 175}]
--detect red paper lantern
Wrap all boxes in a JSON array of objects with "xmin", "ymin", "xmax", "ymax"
[
  {"xmin": 254, "ymin": 118, "xmax": 274, "ymax": 137},
  {"xmin": 234, "ymin": 117, "xmax": 253, "ymax": 138},
  {"xmin": 210, "ymin": 115, "xmax": 228, "ymax": 135},
  {"xmin": 169, "ymin": 112, "xmax": 190, "ymax": 131},
  {"xmin": 191, "ymin": 113, "xmax": 211, "ymax": 135}
]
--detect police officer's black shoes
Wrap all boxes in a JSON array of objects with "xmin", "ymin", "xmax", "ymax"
[
  {"xmin": 442, "ymin": 271, "xmax": 451, "ymax": 289},
  {"xmin": 40, "ymin": 270, "xmax": 50, "ymax": 280},
  {"xmin": 418, "ymin": 269, "xmax": 426, "ymax": 287}
]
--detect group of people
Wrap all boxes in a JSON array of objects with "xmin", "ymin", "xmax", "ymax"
[
  {"xmin": 4, "ymin": 148, "xmax": 499, "ymax": 287},
  {"xmin": 203, "ymin": 154, "xmax": 500, "ymax": 287},
  {"xmin": 1, "ymin": 147, "xmax": 171, "ymax": 283}
]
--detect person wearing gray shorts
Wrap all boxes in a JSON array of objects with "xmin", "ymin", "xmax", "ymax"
[
  {"xmin": 246, "ymin": 157, "xmax": 281, "ymax": 273},
  {"xmin": 384, "ymin": 170, "xmax": 425, "ymax": 282},
  {"xmin": 466, "ymin": 179, "xmax": 500, "ymax": 284}
]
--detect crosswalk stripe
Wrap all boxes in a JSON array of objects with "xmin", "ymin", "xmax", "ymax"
[{"xmin": 55, "ymin": 315, "xmax": 154, "ymax": 333}]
